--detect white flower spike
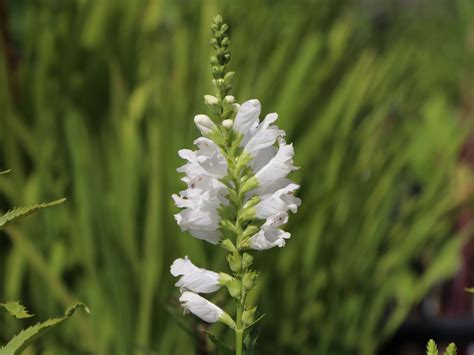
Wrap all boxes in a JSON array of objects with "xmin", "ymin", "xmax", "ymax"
[{"xmin": 171, "ymin": 15, "xmax": 300, "ymax": 354}]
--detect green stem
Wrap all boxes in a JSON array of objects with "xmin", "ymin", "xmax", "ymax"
[{"xmin": 235, "ymin": 302, "xmax": 244, "ymax": 355}]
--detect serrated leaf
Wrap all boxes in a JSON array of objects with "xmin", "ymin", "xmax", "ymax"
[
  {"xmin": 0, "ymin": 302, "xmax": 33, "ymax": 319},
  {"xmin": 0, "ymin": 301, "xmax": 89, "ymax": 355},
  {"xmin": 0, "ymin": 199, "xmax": 66, "ymax": 228}
]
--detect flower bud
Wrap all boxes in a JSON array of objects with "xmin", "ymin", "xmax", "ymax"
[
  {"xmin": 227, "ymin": 279, "xmax": 242, "ymax": 299},
  {"xmin": 221, "ymin": 239, "xmax": 238, "ymax": 253},
  {"xmin": 204, "ymin": 95, "xmax": 219, "ymax": 106},
  {"xmin": 224, "ymin": 95, "xmax": 235, "ymax": 104},
  {"xmin": 242, "ymin": 253, "xmax": 254, "ymax": 269},
  {"xmin": 222, "ymin": 119, "xmax": 233, "ymax": 129},
  {"xmin": 242, "ymin": 307, "xmax": 256, "ymax": 327},
  {"xmin": 224, "ymin": 71, "xmax": 234, "ymax": 83},
  {"xmin": 227, "ymin": 252, "xmax": 242, "ymax": 273},
  {"xmin": 242, "ymin": 271, "xmax": 257, "ymax": 290},
  {"xmin": 218, "ymin": 272, "xmax": 234, "ymax": 285},
  {"xmin": 194, "ymin": 114, "xmax": 217, "ymax": 135}
]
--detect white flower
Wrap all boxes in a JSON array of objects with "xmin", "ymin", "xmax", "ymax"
[
  {"xmin": 173, "ymin": 137, "xmax": 229, "ymax": 244},
  {"xmin": 172, "ymin": 189, "xmax": 224, "ymax": 244},
  {"xmin": 256, "ymin": 183, "xmax": 301, "ymax": 218},
  {"xmin": 248, "ymin": 212, "xmax": 290, "ymax": 250},
  {"xmin": 179, "ymin": 291, "xmax": 224, "ymax": 323},
  {"xmin": 253, "ymin": 138, "xmax": 298, "ymax": 195},
  {"xmin": 178, "ymin": 137, "xmax": 227, "ymax": 182},
  {"xmin": 233, "ymin": 99, "xmax": 260, "ymax": 137},
  {"xmin": 194, "ymin": 114, "xmax": 217, "ymax": 136},
  {"xmin": 233, "ymin": 100, "xmax": 285, "ymax": 158},
  {"xmin": 170, "ymin": 256, "xmax": 221, "ymax": 293}
]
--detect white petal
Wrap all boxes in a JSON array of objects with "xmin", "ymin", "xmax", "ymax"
[
  {"xmin": 194, "ymin": 114, "xmax": 217, "ymax": 135},
  {"xmin": 250, "ymin": 146, "xmax": 277, "ymax": 173},
  {"xmin": 180, "ymin": 292, "xmax": 224, "ymax": 323},
  {"xmin": 249, "ymin": 227, "xmax": 291, "ymax": 250},
  {"xmin": 243, "ymin": 113, "xmax": 285, "ymax": 156},
  {"xmin": 170, "ymin": 256, "xmax": 199, "ymax": 276},
  {"xmin": 256, "ymin": 183, "xmax": 300, "ymax": 218},
  {"xmin": 233, "ymin": 99, "xmax": 260, "ymax": 135},
  {"xmin": 171, "ymin": 257, "xmax": 220, "ymax": 293},
  {"xmin": 254, "ymin": 140, "xmax": 297, "ymax": 190}
]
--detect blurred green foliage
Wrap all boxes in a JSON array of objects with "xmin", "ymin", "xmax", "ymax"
[{"xmin": 0, "ymin": 0, "xmax": 473, "ymax": 354}]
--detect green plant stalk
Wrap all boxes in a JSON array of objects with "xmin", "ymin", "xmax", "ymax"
[{"xmin": 235, "ymin": 303, "xmax": 244, "ymax": 355}]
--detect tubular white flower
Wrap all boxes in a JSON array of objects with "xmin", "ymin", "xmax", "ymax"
[
  {"xmin": 170, "ymin": 256, "xmax": 221, "ymax": 293},
  {"xmin": 194, "ymin": 114, "xmax": 217, "ymax": 136},
  {"xmin": 173, "ymin": 189, "xmax": 225, "ymax": 244},
  {"xmin": 233, "ymin": 99, "xmax": 260, "ymax": 136},
  {"xmin": 256, "ymin": 183, "xmax": 301, "ymax": 219},
  {"xmin": 254, "ymin": 138, "xmax": 298, "ymax": 195},
  {"xmin": 173, "ymin": 137, "xmax": 229, "ymax": 244},
  {"xmin": 248, "ymin": 212, "xmax": 290, "ymax": 250},
  {"xmin": 179, "ymin": 291, "xmax": 224, "ymax": 323}
]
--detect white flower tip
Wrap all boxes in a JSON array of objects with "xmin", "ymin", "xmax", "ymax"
[
  {"xmin": 204, "ymin": 95, "xmax": 219, "ymax": 106},
  {"xmin": 224, "ymin": 95, "xmax": 235, "ymax": 104},
  {"xmin": 232, "ymin": 103, "xmax": 240, "ymax": 111},
  {"xmin": 170, "ymin": 256, "xmax": 192, "ymax": 277},
  {"xmin": 222, "ymin": 119, "xmax": 233, "ymax": 129},
  {"xmin": 245, "ymin": 99, "xmax": 260, "ymax": 108},
  {"xmin": 194, "ymin": 114, "xmax": 216, "ymax": 134}
]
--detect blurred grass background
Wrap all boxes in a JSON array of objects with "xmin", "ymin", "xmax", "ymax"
[{"xmin": 1, "ymin": 0, "xmax": 474, "ymax": 354}]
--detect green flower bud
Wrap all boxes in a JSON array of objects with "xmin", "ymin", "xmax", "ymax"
[
  {"xmin": 227, "ymin": 252, "xmax": 242, "ymax": 273},
  {"xmin": 239, "ymin": 206, "xmax": 256, "ymax": 223},
  {"xmin": 240, "ymin": 176, "xmax": 259, "ymax": 194},
  {"xmin": 242, "ymin": 253, "xmax": 254, "ymax": 269},
  {"xmin": 224, "ymin": 71, "xmax": 234, "ymax": 83},
  {"xmin": 221, "ymin": 37, "xmax": 230, "ymax": 47},
  {"xmin": 221, "ymin": 239, "xmax": 238, "ymax": 253},
  {"xmin": 236, "ymin": 151, "xmax": 252, "ymax": 172},
  {"xmin": 218, "ymin": 272, "xmax": 234, "ymax": 285},
  {"xmin": 242, "ymin": 272, "xmax": 257, "ymax": 290},
  {"xmin": 227, "ymin": 279, "xmax": 242, "ymax": 299},
  {"xmin": 220, "ymin": 219, "xmax": 239, "ymax": 235},
  {"xmin": 242, "ymin": 307, "xmax": 256, "ymax": 327},
  {"xmin": 210, "ymin": 56, "xmax": 219, "ymax": 65}
]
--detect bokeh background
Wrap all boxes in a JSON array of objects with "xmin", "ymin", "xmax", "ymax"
[{"xmin": 1, "ymin": 0, "xmax": 474, "ymax": 354}]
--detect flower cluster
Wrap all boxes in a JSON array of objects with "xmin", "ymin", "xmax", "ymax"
[{"xmin": 169, "ymin": 15, "xmax": 300, "ymax": 354}]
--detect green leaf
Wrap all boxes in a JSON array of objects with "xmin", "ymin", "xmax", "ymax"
[
  {"xmin": 0, "ymin": 302, "xmax": 33, "ymax": 319},
  {"xmin": 465, "ymin": 287, "xmax": 474, "ymax": 293},
  {"xmin": 0, "ymin": 302, "xmax": 89, "ymax": 355},
  {"xmin": 0, "ymin": 170, "xmax": 11, "ymax": 175},
  {"xmin": 244, "ymin": 321, "xmax": 261, "ymax": 355},
  {"xmin": 426, "ymin": 339, "xmax": 438, "ymax": 355},
  {"xmin": 204, "ymin": 330, "xmax": 233, "ymax": 355},
  {"xmin": 0, "ymin": 199, "xmax": 66, "ymax": 228}
]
